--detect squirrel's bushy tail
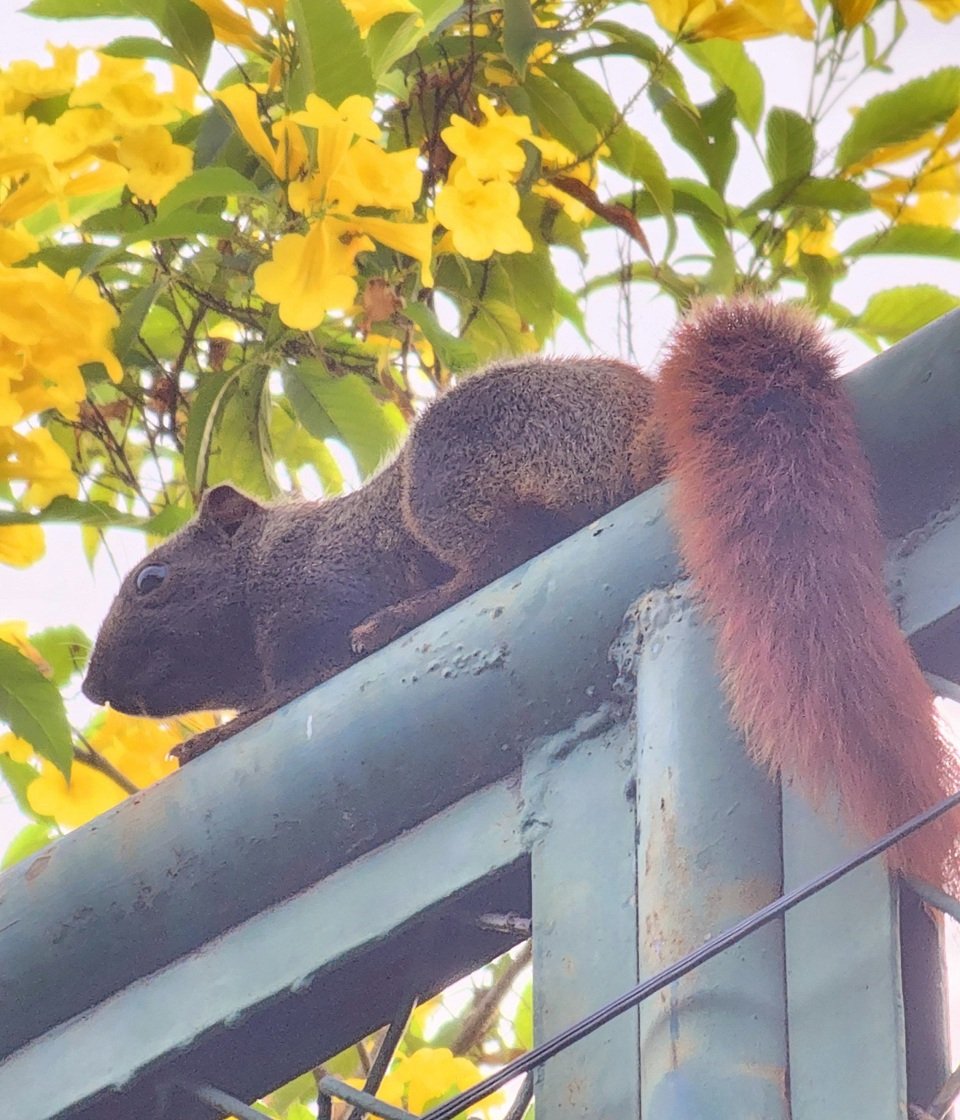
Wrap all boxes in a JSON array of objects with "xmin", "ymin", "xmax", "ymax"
[{"xmin": 656, "ymin": 298, "xmax": 960, "ymax": 888}]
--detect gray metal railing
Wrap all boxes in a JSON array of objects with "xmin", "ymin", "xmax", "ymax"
[{"xmin": 2, "ymin": 309, "xmax": 960, "ymax": 1120}]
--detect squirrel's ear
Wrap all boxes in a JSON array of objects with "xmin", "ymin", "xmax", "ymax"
[{"xmin": 199, "ymin": 484, "xmax": 263, "ymax": 537}]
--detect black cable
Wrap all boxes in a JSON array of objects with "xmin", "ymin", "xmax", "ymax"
[{"xmin": 423, "ymin": 788, "xmax": 960, "ymax": 1120}]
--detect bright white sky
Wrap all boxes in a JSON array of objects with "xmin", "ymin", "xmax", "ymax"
[{"xmin": 0, "ymin": 5, "xmax": 959, "ymax": 837}]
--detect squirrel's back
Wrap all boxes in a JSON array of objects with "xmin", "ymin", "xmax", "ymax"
[{"xmin": 656, "ymin": 298, "xmax": 959, "ymax": 887}]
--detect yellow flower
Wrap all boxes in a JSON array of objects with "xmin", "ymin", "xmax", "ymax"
[
  {"xmin": 373, "ymin": 1048, "xmax": 503, "ymax": 1117},
  {"xmin": 0, "ymin": 731, "xmax": 33, "ymax": 763},
  {"xmin": 919, "ymin": 0, "xmax": 960, "ymax": 18},
  {"xmin": 70, "ymin": 55, "xmax": 183, "ymax": 130},
  {"xmin": 117, "ymin": 125, "xmax": 194, "ymax": 204},
  {"xmin": 0, "ymin": 523, "xmax": 45, "ymax": 567},
  {"xmin": 47, "ymin": 107, "xmax": 116, "ymax": 164},
  {"xmin": 254, "ymin": 217, "xmax": 374, "ymax": 329},
  {"xmin": 784, "ymin": 219, "xmax": 838, "ymax": 265},
  {"xmin": 0, "ymin": 44, "xmax": 78, "ymax": 114},
  {"xmin": 337, "ymin": 143, "xmax": 423, "ymax": 209},
  {"xmin": 270, "ymin": 117, "xmax": 310, "ymax": 180},
  {"xmin": 869, "ymin": 152, "xmax": 960, "ymax": 226},
  {"xmin": 191, "ymin": 0, "xmax": 264, "ymax": 50},
  {"xmin": 435, "ymin": 167, "xmax": 533, "ymax": 259},
  {"xmin": 648, "ymin": 0, "xmax": 814, "ymax": 39},
  {"xmin": 28, "ymin": 709, "xmax": 212, "ymax": 828},
  {"xmin": 441, "ymin": 96, "xmax": 532, "ymax": 182},
  {"xmin": 0, "ymin": 225, "xmax": 38, "ymax": 266},
  {"xmin": 350, "ymin": 214, "xmax": 434, "ymax": 284},
  {"xmin": 341, "ymin": 0, "xmax": 421, "ymax": 35},
  {"xmin": 834, "ymin": 0, "xmax": 876, "ymax": 26},
  {"xmin": 0, "ymin": 426, "xmax": 77, "ymax": 509},
  {"xmin": 293, "ymin": 92, "xmax": 381, "ymax": 140},
  {"xmin": 531, "ymin": 136, "xmax": 598, "ymax": 223}
]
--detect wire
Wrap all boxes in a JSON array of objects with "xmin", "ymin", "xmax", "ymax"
[{"xmin": 423, "ymin": 788, "xmax": 960, "ymax": 1120}]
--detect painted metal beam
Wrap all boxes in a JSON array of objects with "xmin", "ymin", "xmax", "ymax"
[{"xmin": 0, "ymin": 309, "xmax": 958, "ymax": 1118}]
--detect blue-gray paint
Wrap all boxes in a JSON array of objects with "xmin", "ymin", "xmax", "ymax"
[
  {"xmin": 636, "ymin": 590, "xmax": 789, "ymax": 1120},
  {"xmin": 525, "ymin": 725, "xmax": 640, "ymax": 1118}
]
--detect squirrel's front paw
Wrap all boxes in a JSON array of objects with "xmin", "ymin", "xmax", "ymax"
[
  {"xmin": 172, "ymin": 723, "xmax": 232, "ymax": 765},
  {"xmin": 351, "ymin": 611, "xmax": 403, "ymax": 655}
]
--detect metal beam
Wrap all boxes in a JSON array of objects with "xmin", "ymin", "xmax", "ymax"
[{"xmin": 0, "ymin": 309, "xmax": 958, "ymax": 1118}]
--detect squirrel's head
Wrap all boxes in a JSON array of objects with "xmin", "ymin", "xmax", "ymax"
[{"xmin": 83, "ymin": 484, "xmax": 268, "ymax": 717}]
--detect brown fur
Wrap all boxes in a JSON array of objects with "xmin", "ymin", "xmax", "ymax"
[
  {"xmin": 655, "ymin": 298, "xmax": 960, "ymax": 887},
  {"xmin": 83, "ymin": 302, "xmax": 959, "ymax": 886}
]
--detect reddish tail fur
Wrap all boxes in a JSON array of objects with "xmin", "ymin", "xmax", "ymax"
[{"xmin": 656, "ymin": 298, "xmax": 960, "ymax": 889}]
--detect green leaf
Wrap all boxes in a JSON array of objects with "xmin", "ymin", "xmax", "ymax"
[
  {"xmin": 132, "ymin": 0, "xmax": 213, "ymax": 77},
  {"xmin": 101, "ymin": 35, "xmax": 180, "ymax": 65},
  {"xmin": 836, "ymin": 68, "xmax": 960, "ymax": 169},
  {"xmin": 588, "ymin": 21, "xmax": 691, "ymax": 104},
  {"xmin": 157, "ymin": 167, "xmax": 262, "ymax": 218},
  {"xmin": 122, "ymin": 209, "xmax": 233, "ymax": 244},
  {"xmin": 857, "ymin": 285, "xmax": 960, "ymax": 342},
  {"xmin": 514, "ymin": 978, "xmax": 533, "ymax": 1049},
  {"xmin": 0, "ymin": 497, "xmax": 144, "ymax": 530},
  {"xmin": 184, "ymin": 370, "xmax": 233, "ymax": 491},
  {"xmin": 607, "ymin": 128, "xmax": 673, "ymax": 216},
  {"xmin": 503, "ymin": 0, "xmax": 541, "ymax": 76},
  {"xmin": 365, "ymin": 0, "xmax": 462, "ymax": 78},
  {"xmin": 684, "ymin": 39, "xmax": 764, "ymax": 132},
  {"xmin": 283, "ymin": 362, "xmax": 403, "ymax": 478},
  {"xmin": 766, "ymin": 108, "xmax": 814, "ymax": 184},
  {"xmin": 24, "ymin": 0, "xmax": 133, "ymax": 15},
  {"xmin": 845, "ymin": 224, "xmax": 960, "ymax": 259},
  {"xmin": 403, "ymin": 302, "xmax": 478, "ymax": 371},
  {"xmin": 743, "ymin": 176, "xmax": 871, "ymax": 215},
  {"xmin": 29, "ymin": 626, "xmax": 92, "ymax": 688},
  {"xmin": 288, "ymin": 0, "xmax": 375, "ymax": 107},
  {"xmin": 114, "ymin": 279, "xmax": 167, "ymax": 362},
  {"xmin": 2, "ymin": 823, "xmax": 57, "ymax": 870},
  {"xmin": 0, "ymin": 755, "xmax": 42, "ymax": 820},
  {"xmin": 207, "ymin": 369, "xmax": 276, "ymax": 497},
  {"xmin": 0, "ymin": 642, "xmax": 73, "ymax": 777},
  {"xmin": 523, "ymin": 73, "xmax": 598, "ymax": 156}
]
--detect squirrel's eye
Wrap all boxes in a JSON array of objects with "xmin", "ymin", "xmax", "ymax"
[{"xmin": 136, "ymin": 563, "xmax": 168, "ymax": 594}]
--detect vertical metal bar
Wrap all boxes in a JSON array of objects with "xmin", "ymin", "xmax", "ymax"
[
  {"xmin": 635, "ymin": 589, "xmax": 789, "ymax": 1119},
  {"xmin": 524, "ymin": 723, "xmax": 640, "ymax": 1118},
  {"xmin": 782, "ymin": 791, "xmax": 908, "ymax": 1119}
]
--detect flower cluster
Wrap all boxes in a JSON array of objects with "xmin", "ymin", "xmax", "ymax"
[
  {"xmin": 218, "ymin": 86, "xmax": 433, "ymax": 329},
  {"xmin": 435, "ymin": 95, "xmax": 535, "ymax": 261},
  {"xmin": 0, "ymin": 47, "xmax": 195, "ymax": 566}
]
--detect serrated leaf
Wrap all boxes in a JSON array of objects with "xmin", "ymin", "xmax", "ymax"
[
  {"xmin": 766, "ymin": 108, "xmax": 814, "ymax": 183},
  {"xmin": 589, "ymin": 21, "xmax": 691, "ymax": 104},
  {"xmin": 283, "ymin": 363, "xmax": 403, "ymax": 477},
  {"xmin": 845, "ymin": 224, "xmax": 960, "ymax": 259},
  {"xmin": 288, "ymin": 0, "xmax": 374, "ymax": 107},
  {"xmin": 2, "ymin": 822, "xmax": 57, "ymax": 870},
  {"xmin": 0, "ymin": 642, "xmax": 73, "ymax": 777},
  {"xmin": 29, "ymin": 626, "xmax": 92, "ymax": 688},
  {"xmin": 837, "ymin": 68, "xmax": 960, "ymax": 169},
  {"xmin": 684, "ymin": 39, "xmax": 764, "ymax": 132},
  {"xmin": 857, "ymin": 285, "xmax": 960, "ymax": 342},
  {"xmin": 503, "ymin": 0, "xmax": 541, "ymax": 75},
  {"xmin": 157, "ymin": 167, "xmax": 261, "ymax": 218},
  {"xmin": 743, "ymin": 176, "xmax": 871, "ymax": 215}
]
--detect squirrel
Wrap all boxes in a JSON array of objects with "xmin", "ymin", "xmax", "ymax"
[{"xmin": 82, "ymin": 298, "xmax": 959, "ymax": 888}]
